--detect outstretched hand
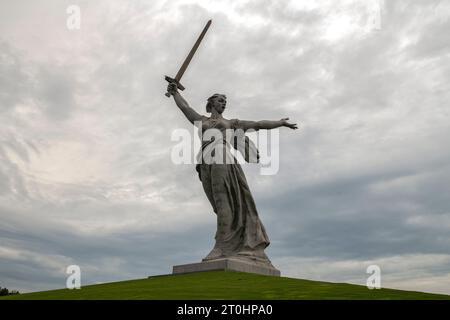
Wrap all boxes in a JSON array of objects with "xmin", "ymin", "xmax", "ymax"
[{"xmin": 281, "ymin": 117, "xmax": 298, "ymax": 130}]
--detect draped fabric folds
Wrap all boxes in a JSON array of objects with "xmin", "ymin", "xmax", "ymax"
[{"xmin": 195, "ymin": 117, "xmax": 270, "ymax": 261}]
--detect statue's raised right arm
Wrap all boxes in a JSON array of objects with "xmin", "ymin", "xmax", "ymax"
[{"xmin": 167, "ymin": 82, "xmax": 202, "ymax": 124}]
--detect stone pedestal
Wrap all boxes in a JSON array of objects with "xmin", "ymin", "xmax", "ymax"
[{"xmin": 173, "ymin": 258, "xmax": 281, "ymax": 277}]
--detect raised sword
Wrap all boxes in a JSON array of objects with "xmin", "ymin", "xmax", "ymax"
[{"xmin": 165, "ymin": 19, "xmax": 212, "ymax": 97}]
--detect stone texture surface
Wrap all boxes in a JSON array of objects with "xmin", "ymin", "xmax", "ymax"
[{"xmin": 173, "ymin": 258, "xmax": 281, "ymax": 277}]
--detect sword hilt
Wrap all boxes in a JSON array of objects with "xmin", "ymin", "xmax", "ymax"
[{"xmin": 165, "ymin": 76, "xmax": 185, "ymax": 97}]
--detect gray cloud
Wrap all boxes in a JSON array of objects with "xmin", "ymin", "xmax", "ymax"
[{"xmin": 0, "ymin": 43, "xmax": 31, "ymax": 112}]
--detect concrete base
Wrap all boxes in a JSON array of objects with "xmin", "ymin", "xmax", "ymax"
[{"xmin": 173, "ymin": 258, "xmax": 281, "ymax": 277}]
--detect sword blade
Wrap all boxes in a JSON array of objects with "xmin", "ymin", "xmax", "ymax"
[{"xmin": 175, "ymin": 19, "xmax": 212, "ymax": 81}]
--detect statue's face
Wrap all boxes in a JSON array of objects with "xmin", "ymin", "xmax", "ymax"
[{"xmin": 212, "ymin": 95, "xmax": 227, "ymax": 114}]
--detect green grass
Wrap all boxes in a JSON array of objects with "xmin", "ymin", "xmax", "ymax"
[{"xmin": 1, "ymin": 271, "xmax": 449, "ymax": 300}]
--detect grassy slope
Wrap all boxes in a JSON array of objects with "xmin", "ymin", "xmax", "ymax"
[{"xmin": 1, "ymin": 271, "xmax": 449, "ymax": 300}]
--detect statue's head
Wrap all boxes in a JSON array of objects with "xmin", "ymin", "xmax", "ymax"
[{"xmin": 206, "ymin": 94, "xmax": 227, "ymax": 114}]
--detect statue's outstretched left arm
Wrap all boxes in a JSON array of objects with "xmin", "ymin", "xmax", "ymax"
[{"xmin": 237, "ymin": 118, "xmax": 298, "ymax": 131}]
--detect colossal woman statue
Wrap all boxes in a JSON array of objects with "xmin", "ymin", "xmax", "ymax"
[{"xmin": 167, "ymin": 82, "xmax": 297, "ymax": 270}]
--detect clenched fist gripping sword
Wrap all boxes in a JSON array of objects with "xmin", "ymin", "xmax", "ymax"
[{"xmin": 165, "ymin": 19, "xmax": 212, "ymax": 97}]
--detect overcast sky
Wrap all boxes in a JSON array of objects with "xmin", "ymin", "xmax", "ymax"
[{"xmin": 1, "ymin": 0, "xmax": 450, "ymax": 295}]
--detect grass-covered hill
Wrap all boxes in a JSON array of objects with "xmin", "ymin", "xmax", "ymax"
[{"xmin": 2, "ymin": 271, "xmax": 449, "ymax": 300}]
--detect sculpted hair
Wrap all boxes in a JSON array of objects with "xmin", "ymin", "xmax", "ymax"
[{"xmin": 206, "ymin": 94, "xmax": 226, "ymax": 113}]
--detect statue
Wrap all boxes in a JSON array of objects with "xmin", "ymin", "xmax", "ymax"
[
  {"xmin": 167, "ymin": 84, "xmax": 298, "ymax": 270},
  {"xmin": 165, "ymin": 20, "xmax": 298, "ymax": 275}
]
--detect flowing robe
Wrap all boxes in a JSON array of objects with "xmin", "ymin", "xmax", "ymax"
[{"xmin": 195, "ymin": 116, "xmax": 272, "ymax": 264}]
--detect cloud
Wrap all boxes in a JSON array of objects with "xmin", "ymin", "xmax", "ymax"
[
  {"xmin": 0, "ymin": 0, "xmax": 449, "ymax": 295},
  {"xmin": 277, "ymin": 253, "xmax": 450, "ymax": 295}
]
